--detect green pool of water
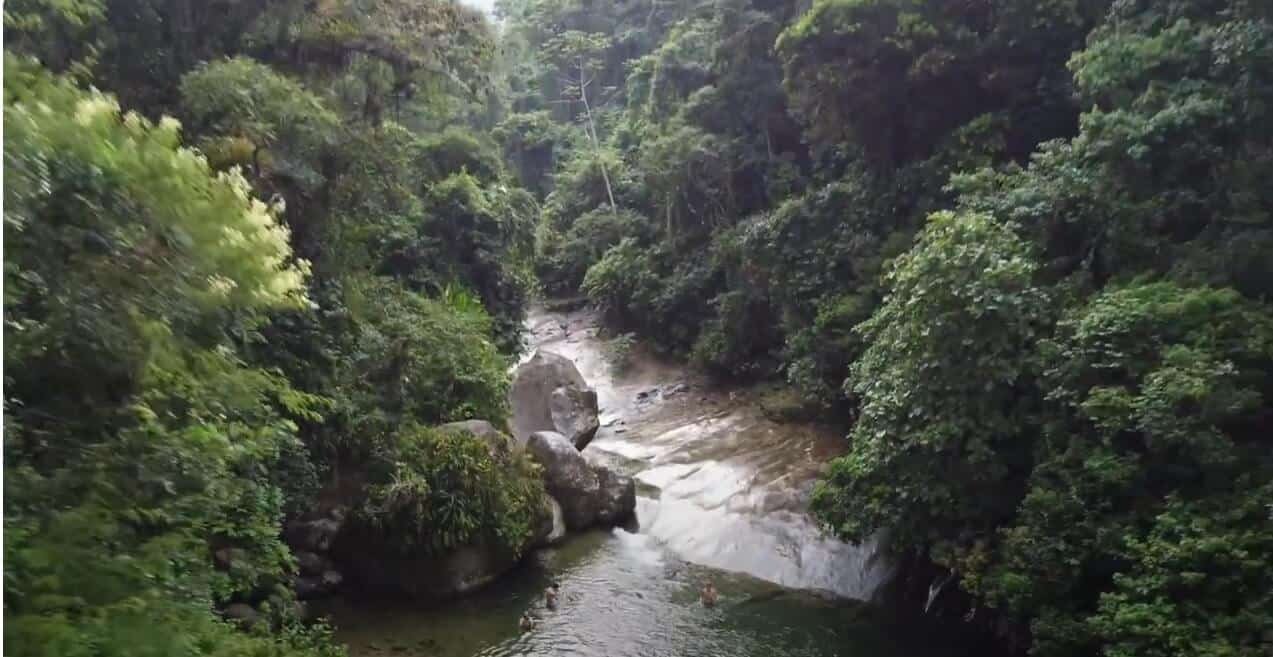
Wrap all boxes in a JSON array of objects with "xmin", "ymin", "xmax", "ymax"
[{"xmin": 316, "ymin": 528, "xmax": 976, "ymax": 657}]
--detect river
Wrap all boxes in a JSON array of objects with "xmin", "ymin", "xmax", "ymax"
[{"xmin": 318, "ymin": 306, "xmax": 975, "ymax": 657}]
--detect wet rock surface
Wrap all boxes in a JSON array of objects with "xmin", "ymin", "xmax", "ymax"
[
  {"xmin": 510, "ymin": 350, "xmax": 600, "ymax": 448},
  {"xmin": 523, "ymin": 307, "xmax": 893, "ymax": 597},
  {"xmin": 526, "ymin": 430, "xmax": 635, "ymax": 531}
]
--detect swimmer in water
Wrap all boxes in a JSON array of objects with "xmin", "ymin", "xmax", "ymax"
[
  {"xmin": 700, "ymin": 580, "xmax": 719, "ymax": 607},
  {"xmin": 519, "ymin": 611, "xmax": 536, "ymax": 632},
  {"xmin": 545, "ymin": 581, "xmax": 560, "ymax": 610}
]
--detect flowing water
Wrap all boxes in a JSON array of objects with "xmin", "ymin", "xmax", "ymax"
[{"xmin": 319, "ymin": 306, "xmax": 972, "ymax": 657}]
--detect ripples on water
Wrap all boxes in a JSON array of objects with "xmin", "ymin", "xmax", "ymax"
[{"xmin": 321, "ymin": 529, "xmax": 969, "ymax": 657}]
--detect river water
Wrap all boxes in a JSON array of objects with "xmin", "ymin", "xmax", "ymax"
[{"xmin": 319, "ymin": 307, "xmax": 971, "ymax": 657}]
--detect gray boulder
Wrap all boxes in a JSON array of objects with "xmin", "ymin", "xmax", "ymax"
[
  {"xmin": 335, "ymin": 539, "xmax": 524, "ymax": 599},
  {"xmin": 511, "ymin": 350, "xmax": 600, "ymax": 449},
  {"xmin": 526, "ymin": 431, "xmax": 602, "ymax": 529},
  {"xmin": 526, "ymin": 431, "xmax": 636, "ymax": 530},
  {"xmin": 549, "ymin": 386, "xmax": 600, "ymax": 449},
  {"xmin": 595, "ymin": 467, "xmax": 637, "ymax": 525},
  {"xmin": 331, "ymin": 490, "xmax": 555, "ymax": 600}
]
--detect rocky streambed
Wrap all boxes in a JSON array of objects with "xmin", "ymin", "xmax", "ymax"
[{"xmin": 308, "ymin": 305, "xmax": 976, "ymax": 657}]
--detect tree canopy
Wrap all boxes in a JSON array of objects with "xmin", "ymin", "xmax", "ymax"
[{"xmin": 5, "ymin": 0, "xmax": 1272, "ymax": 656}]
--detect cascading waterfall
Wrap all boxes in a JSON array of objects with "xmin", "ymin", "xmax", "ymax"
[
  {"xmin": 526, "ymin": 307, "xmax": 895, "ymax": 600},
  {"xmin": 924, "ymin": 570, "xmax": 958, "ymax": 615}
]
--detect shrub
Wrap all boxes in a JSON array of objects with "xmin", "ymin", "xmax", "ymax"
[
  {"xmin": 327, "ymin": 277, "xmax": 510, "ymax": 457},
  {"xmin": 4, "ymin": 56, "xmax": 329, "ymax": 657},
  {"xmin": 356, "ymin": 426, "xmax": 546, "ymax": 556},
  {"xmin": 605, "ymin": 332, "xmax": 638, "ymax": 375}
]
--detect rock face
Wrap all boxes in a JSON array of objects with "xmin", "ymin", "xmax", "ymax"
[
  {"xmin": 333, "ymin": 493, "xmax": 555, "ymax": 599},
  {"xmin": 526, "ymin": 431, "xmax": 635, "ymax": 531},
  {"xmin": 334, "ymin": 540, "xmax": 517, "ymax": 599},
  {"xmin": 282, "ymin": 507, "xmax": 348, "ymax": 601},
  {"xmin": 549, "ymin": 386, "xmax": 600, "ymax": 449},
  {"xmin": 595, "ymin": 466, "xmax": 637, "ymax": 525},
  {"xmin": 511, "ymin": 350, "xmax": 600, "ymax": 449}
]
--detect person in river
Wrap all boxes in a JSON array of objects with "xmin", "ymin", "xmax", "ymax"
[
  {"xmin": 519, "ymin": 611, "xmax": 536, "ymax": 632},
  {"xmin": 545, "ymin": 581, "xmax": 560, "ymax": 610},
  {"xmin": 700, "ymin": 580, "xmax": 719, "ymax": 608}
]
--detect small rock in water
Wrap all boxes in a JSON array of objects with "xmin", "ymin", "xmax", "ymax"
[{"xmin": 614, "ymin": 427, "xmax": 627, "ymax": 434}]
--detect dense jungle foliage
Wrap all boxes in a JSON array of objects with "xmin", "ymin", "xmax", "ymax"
[
  {"xmin": 4, "ymin": 0, "xmax": 1272, "ymax": 656},
  {"xmin": 4, "ymin": 0, "xmax": 543, "ymax": 654},
  {"xmin": 502, "ymin": 0, "xmax": 1273, "ymax": 655}
]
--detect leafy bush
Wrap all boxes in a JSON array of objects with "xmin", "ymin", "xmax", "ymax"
[
  {"xmin": 419, "ymin": 172, "xmax": 536, "ymax": 352},
  {"xmin": 605, "ymin": 332, "xmax": 638, "ymax": 375},
  {"xmin": 416, "ymin": 126, "xmax": 504, "ymax": 184},
  {"xmin": 536, "ymin": 206, "xmax": 651, "ymax": 295},
  {"xmin": 981, "ymin": 283, "xmax": 1273, "ymax": 657},
  {"xmin": 356, "ymin": 425, "xmax": 546, "ymax": 556},
  {"xmin": 4, "ymin": 56, "xmax": 330, "ymax": 657},
  {"xmin": 327, "ymin": 277, "xmax": 511, "ymax": 457},
  {"xmin": 179, "ymin": 57, "xmax": 338, "ymax": 189},
  {"xmin": 812, "ymin": 210, "xmax": 1051, "ymax": 548}
]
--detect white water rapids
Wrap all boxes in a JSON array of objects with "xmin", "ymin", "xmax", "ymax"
[{"xmin": 524, "ymin": 305, "xmax": 892, "ymax": 599}]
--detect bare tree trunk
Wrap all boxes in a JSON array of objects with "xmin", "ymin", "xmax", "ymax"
[{"xmin": 579, "ymin": 58, "xmax": 619, "ymax": 215}]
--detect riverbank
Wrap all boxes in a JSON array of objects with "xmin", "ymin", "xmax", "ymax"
[{"xmin": 314, "ymin": 305, "xmax": 985, "ymax": 656}]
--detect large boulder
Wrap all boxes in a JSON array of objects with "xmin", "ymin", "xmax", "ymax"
[
  {"xmin": 331, "ymin": 491, "xmax": 555, "ymax": 600},
  {"xmin": 595, "ymin": 467, "xmax": 637, "ymax": 526},
  {"xmin": 511, "ymin": 350, "xmax": 600, "ymax": 449},
  {"xmin": 526, "ymin": 431, "xmax": 601, "ymax": 529},
  {"xmin": 526, "ymin": 431, "xmax": 636, "ymax": 530},
  {"xmin": 335, "ymin": 540, "xmax": 521, "ymax": 599},
  {"xmin": 549, "ymin": 386, "xmax": 600, "ymax": 449}
]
